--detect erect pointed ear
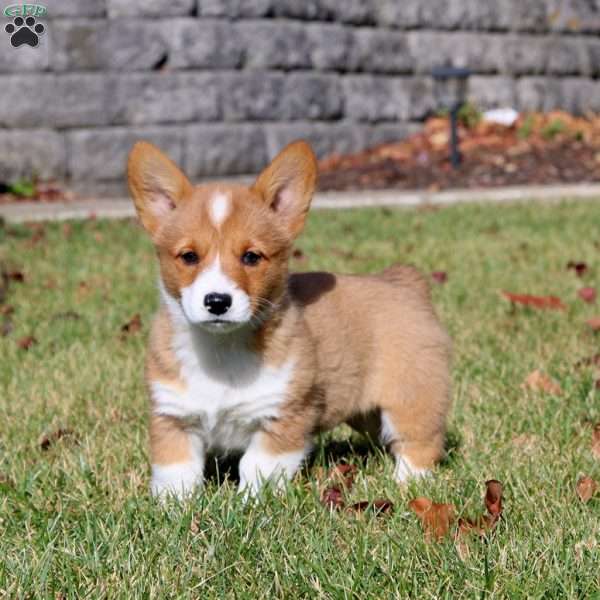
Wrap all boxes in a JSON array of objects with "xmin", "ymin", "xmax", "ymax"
[
  {"xmin": 252, "ymin": 140, "xmax": 317, "ymax": 239},
  {"xmin": 127, "ymin": 141, "xmax": 193, "ymax": 235}
]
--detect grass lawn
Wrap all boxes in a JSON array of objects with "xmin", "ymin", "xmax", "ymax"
[{"xmin": 1, "ymin": 200, "xmax": 599, "ymax": 599}]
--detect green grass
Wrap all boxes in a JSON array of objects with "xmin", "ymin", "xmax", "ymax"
[{"xmin": 1, "ymin": 201, "xmax": 599, "ymax": 599}]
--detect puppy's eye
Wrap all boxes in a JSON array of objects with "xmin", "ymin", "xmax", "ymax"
[
  {"xmin": 241, "ymin": 251, "xmax": 261, "ymax": 266},
  {"xmin": 180, "ymin": 251, "xmax": 199, "ymax": 265}
]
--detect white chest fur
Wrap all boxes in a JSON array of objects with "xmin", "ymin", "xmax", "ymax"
[{"xmin": 151, "ymin": 323, "xmax": 294, "ymax": 453}]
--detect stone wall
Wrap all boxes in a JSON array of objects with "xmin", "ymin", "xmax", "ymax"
[{"xmin": 1, "ymin": 0, "xmax": 600, "ymax": 192}]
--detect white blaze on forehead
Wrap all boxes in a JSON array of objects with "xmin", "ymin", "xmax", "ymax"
[{"xmin": 209, "ymin": 191, "xmax": 231, "ymax": 228}]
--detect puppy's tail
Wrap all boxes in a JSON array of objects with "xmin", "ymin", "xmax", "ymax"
[{"xmin": 379, "ymin": 264, "xmax": 431, "ymax": 301}]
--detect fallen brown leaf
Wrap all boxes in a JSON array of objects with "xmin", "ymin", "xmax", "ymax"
[
  {"xmin": 5, "ymin": 270, "xmax": 25, "ymax": 283},
  {"xmin": 455, "ymin": 480, "xmax": 504, "ymax": 542},
  {"xmin": 484, "ymin": 479, "xmax": 503, "ymax": 525},
  {"xmin": 522, "ymin": 369, "xmax": 562, "ymax": 395},
  {"xmin": 431, "ymin": 271, "xmax": 448, "ymax": 284},
  {"xmin": 39, "ymin": 428, "xmax": 77, "ymax": 451},
  {"xmin": 503, "ymin": 291, "xmax": 566, "ymax": 310},
  {"xmin": 121, "ymin": 313, "xmax": 142, "ymax": 337},
  {"xmin": 409, "ymin": 497, "xmax": 456, "ymax": 541},
  {"xmin": 578, "ymin": 287, "xmax": 597, "ymax": 303},
  {"xmin": 576, "ymin": 476, "xmax": 597, "ymax": 503},
  {"xmin": 321, "ymin": 486, "xmax": 344, "ymax": 510},
  {"xmin": 17, "ymin": 335, "xmax": 37, "ymax": 350},
  {"xmin": 329, "ymin": 463, "xmax": 357, "ymax": 489},
  {"xmin": 567, "ymin": 261, "xmax": 588, "ymax": 277}
]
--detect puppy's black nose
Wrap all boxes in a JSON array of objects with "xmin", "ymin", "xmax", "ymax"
[{"xmin": 204, "ymin": 293, "xmax": 232, "ymax": 316}]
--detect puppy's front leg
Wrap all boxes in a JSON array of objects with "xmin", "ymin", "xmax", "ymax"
[
  {"xmin": 239, "ymin": 430, "xmax": 310, "ymax": 496},
  {"xmin": 150, "ymin": 414, "xmax": 205, "ymax": 500}
]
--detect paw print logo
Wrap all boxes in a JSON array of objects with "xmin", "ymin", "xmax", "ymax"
[{"xmin": 5, "ymin": 16, "xmax": 45, "ymax": 48}]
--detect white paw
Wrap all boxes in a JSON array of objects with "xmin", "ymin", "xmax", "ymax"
[
  {"xmin": 238, "ymin": 440, "xmax": 307, "ymax": 496},
  {"xmin": 150, "ymin": 462, "xmax": 203, "ymax": 500},
  {"xmin": 393, "ymin": 456, "xmax": 430, "ymax": 484}
]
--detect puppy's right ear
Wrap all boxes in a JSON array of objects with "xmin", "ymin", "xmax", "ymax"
[{"xmin": 127, "ymin": 141, "xmax": 193, "ymax": 235}]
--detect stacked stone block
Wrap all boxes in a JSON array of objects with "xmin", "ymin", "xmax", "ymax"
[{"xmin": 1, "ymin": 0, "xmax": 599, "ymax": 188}]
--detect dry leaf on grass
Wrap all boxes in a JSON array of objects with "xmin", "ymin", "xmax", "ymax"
[
  {"xmin": 318, "ymin": 463, "xmax": 392, "ymax": 516},
  {"xmin": 576, "ymin": 476, "xmax": 598, "ymax": 503},
  {"xmin": 502, "ymin": 291, "xmax": 566, "ymax": 310},
  {"xmin": 329, "ymin": 463, "xmax": 357, "ymax": 489},
  {"xmin": 522, "ymin": 369, "xmax": 562, "ymax": 395},
  {"xmin": 578, "ymin": 287, "xmax": 597, "ymax": 303},
  {"xmin": 4, "ymin": 270, "xmax": 25, "ymax": 283},
  {"xmin": 17, "ymin": 335, "xmax": 37, "ymax": 350},
  {"xmin": 410, "ymin": 481, "xmax": 503, "ymax": 543},
  {"xmin": 120, "ymin": 314, "xmax": 142, "ymax": 338},
  {"xmin": 567, "ymin": 261, "xmax": 588, "ymax": 277},
  {"xmin": 321, "ymin": 486, "xmax": 344, "ymax": 510},
  {"xmin": 457, "ymin": 480, "xmax": 504, "ymax": 536},
  {"xmin": 409, "ymin": 497, "xmax": 456, "ymax": 541},
  {"xmin": 319, "ymin": 463, "xmax": 356, "ymax": 510},
  {"xmin": 39, "ymin": 428, "xmax": 78, "ymax": 451},
  {"xmin": 431, "ymin": 271, "xmax": 448, "ymax": 285},
  {"xmin": 484, "ymin": 479, "xmax": 503, "ymax": 523}
]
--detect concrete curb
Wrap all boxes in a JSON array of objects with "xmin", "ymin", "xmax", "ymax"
[{"xmin": 1, "ymin": 184, "xmax": 599, "ymax": 223}]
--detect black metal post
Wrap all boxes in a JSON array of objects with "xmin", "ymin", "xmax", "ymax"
[
  {"xmin": 449, "ymin": 105, "xmax": 461, "ymax": 168},
  {"xmin": 431, "ymin": 66, "xmax": 470, "ymax": 169}
]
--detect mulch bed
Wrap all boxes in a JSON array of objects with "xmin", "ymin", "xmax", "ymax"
[
  {"xmin": 3, "ymin": 111, "xmax": 600, "ymax": 203},
  {"xmin": 318, "ymin": 111, "xmax": 600, "ymax": 192}
]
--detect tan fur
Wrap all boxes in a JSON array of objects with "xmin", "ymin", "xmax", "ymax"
[
  {"xmin": 129, "ymin": 139, "xmax": 452, "ymax": 485},
  {"xmin": 150, "ymin": 415, "xmax": 192, "ymax": 465}
]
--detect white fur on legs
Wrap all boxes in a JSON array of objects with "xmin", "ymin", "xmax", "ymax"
[
  {"xmin": 150, "ymin": 438, "xmax": 205, "ymax": 500},
  {"xmin": 393, "ymin": 455, "xmax": 429, "ymax": 483},
  {"xmin": 238, "ymin": 434, "xmax": 308, "ymax": 496},
  {"xmin": 380, "ymin": 412, "xmax": 430, "ymax": 483}
]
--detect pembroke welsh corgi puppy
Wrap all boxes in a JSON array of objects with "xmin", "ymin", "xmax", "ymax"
[{"xmin": 127, "ymin": 140, "xmax": 452, "ymax": 498}]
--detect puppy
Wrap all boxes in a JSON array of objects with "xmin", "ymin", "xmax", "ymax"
[{"xmin": 127, "ymin": 140, "xmax": 451, "ymax": 498}]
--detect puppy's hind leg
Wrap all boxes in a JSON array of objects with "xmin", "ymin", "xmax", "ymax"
[{"xmin": 380, "ymin": 374, "xmax": 450, "ymax": 483}]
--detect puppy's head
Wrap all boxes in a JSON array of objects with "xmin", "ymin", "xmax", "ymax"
[{"xmin": 128, "ymin": 140, "xmax": 317, "ymax": 333}]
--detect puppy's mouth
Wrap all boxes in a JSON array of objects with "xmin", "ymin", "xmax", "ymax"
[{"xmin": 196, "ymin": 318, "xmax": 247, "ymax": 333}]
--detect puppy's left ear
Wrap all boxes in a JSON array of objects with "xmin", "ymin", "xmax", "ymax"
[{"xmin": 252, "ymin": 140, "xmax": 317, "ymax": 238}]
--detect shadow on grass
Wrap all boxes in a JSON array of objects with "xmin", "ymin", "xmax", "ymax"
[{"xmin": 204, "ymin": 429, "xmax": 461, "ymax": 487}]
